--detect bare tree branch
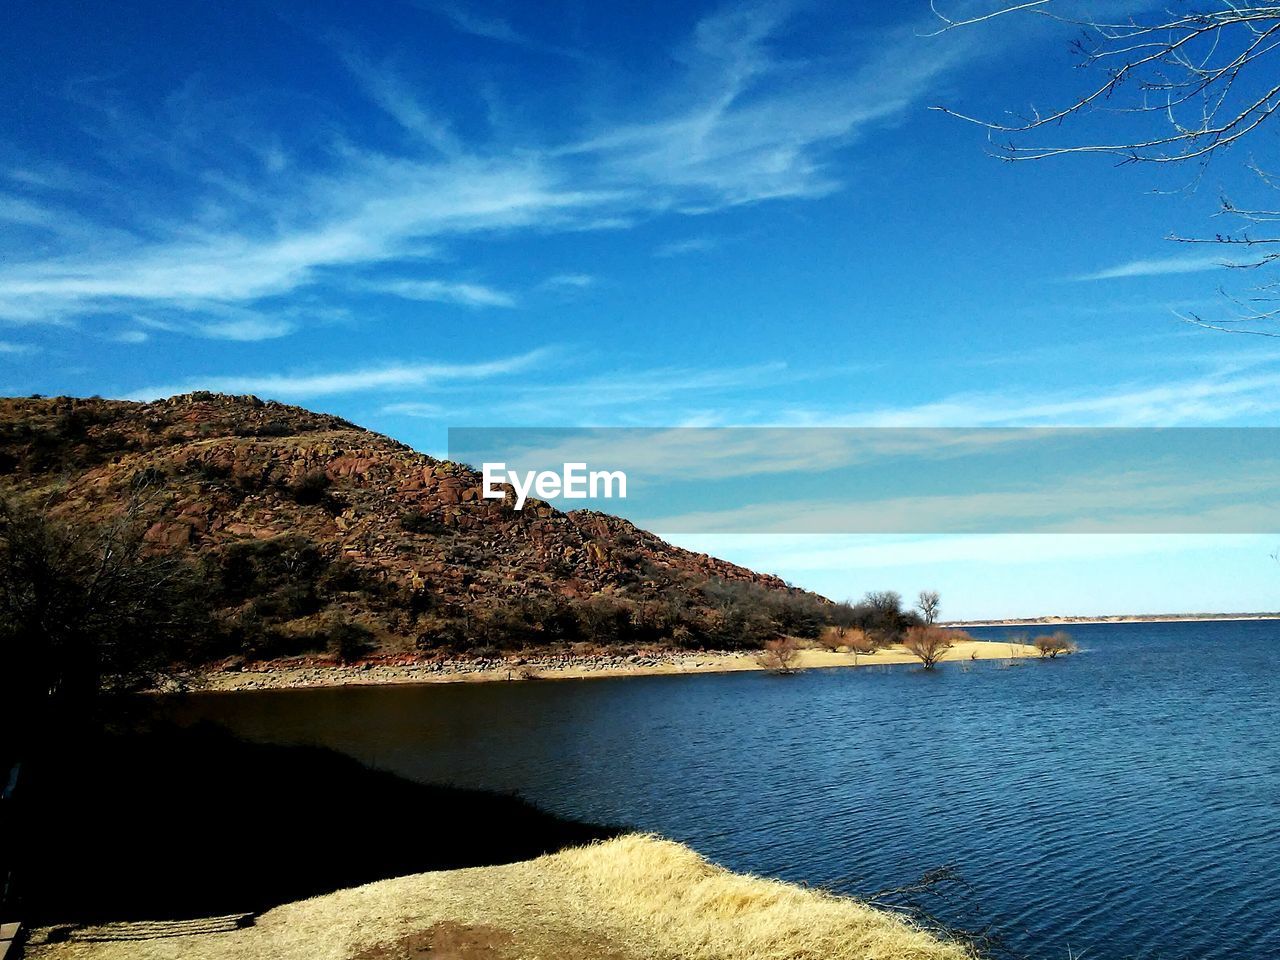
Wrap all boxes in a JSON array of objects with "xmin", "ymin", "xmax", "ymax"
[
  {"xmin": 920, "ymin": 0, "xmax": 1050, "ymax": 37},
  {"xmin": 936, "ymin": 1, "xmax": 1280, "ymax": 333}
]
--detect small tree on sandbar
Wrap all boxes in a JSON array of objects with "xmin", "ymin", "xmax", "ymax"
[
  {"xmin": 845, "ymin": 629, "xmax": 876, "ymax": 665},
  {"xmin": 757, "ymin": 636, "xmax": 801, "ymax": 674},
  {"xmin": 903, "ymin": 626, "xmax": 954, "ymax": 670},
  {"xmin": 1033, "ymin": 631, "xmax": 1077, "ymax": 659}
]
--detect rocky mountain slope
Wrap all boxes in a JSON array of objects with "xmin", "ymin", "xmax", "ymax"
[{"xmin": 0, "ymin": 393, "xmax": 829, "ymax": 663}]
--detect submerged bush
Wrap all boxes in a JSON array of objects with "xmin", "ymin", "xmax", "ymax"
[
  {"xmin": 757, "ymin": 636, "xmax": 801, "ymax": 673},
  {"xmin": 1033, "ymin": 631, "xmax": 1077, "ymax": 659},
  {"xmin": 902, "ymin": 626, "xmax": 955, "ymax": 669}
]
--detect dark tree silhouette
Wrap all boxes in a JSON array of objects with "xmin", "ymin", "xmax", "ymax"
[{"xmin": 0, "ymin": 497, "xmax": 205, "ymax": 729}]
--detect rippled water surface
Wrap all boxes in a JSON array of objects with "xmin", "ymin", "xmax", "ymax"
[{"xmin": 177, "ymin": 621, "xmax": 1280, "ymax": 960}]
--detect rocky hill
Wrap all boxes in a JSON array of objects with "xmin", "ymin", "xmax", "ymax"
[{"xmin": 0, "ymin": 393, "xmax": 830, "ymax": 664}]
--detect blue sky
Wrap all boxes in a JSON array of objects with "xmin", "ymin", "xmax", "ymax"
[{"xmin": 4, "ymin": 0, "xmax": 1280, "ymax": 617}]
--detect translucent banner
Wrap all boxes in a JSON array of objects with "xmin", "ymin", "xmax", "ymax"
[{"xmin": 446, "ymin": 427, "xmax": 1280, "ymax": 533}]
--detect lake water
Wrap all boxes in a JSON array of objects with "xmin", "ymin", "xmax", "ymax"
[{"xmin": 176, "ymin": 620, "xmax": 1280, "ymax": 960}]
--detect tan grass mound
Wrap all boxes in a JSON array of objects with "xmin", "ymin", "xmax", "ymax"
[{"xmin": 29, "ymin": 834, "xmax": 972, "ymax": 960}]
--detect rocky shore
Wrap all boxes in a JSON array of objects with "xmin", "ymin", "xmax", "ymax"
[
  {"xmin": 182, "ymin": 640, "xmax": 1040, "ymax": 692},
  {"xmin": 183, "ymin": 650, "xmax": 754, "ymax": 692}
]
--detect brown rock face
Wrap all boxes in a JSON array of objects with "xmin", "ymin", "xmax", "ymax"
[{"xmin": 0, "ymin": 393, "xmax": 825, "ymax": 659}]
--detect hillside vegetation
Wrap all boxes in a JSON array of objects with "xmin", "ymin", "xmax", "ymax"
[{"xmin": 0, "ymin": 394, "xmax": 838, "ymax": 678}]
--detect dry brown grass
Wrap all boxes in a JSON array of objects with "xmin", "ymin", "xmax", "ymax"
[{"xmin": 29, "ymin": 835, "xmax": 973, "ymax": 960}]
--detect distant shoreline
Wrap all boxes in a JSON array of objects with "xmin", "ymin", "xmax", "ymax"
[{"xmin": 945, "ymin": 613, "xmax": 1280, "ymax": 628}]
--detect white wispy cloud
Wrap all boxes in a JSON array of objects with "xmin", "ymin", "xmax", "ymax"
[
  {"xmin": 0, "ymin": 2, "xmax": 979, "ymax": 335},
  {"xmin": 654, "ymin": 235, "xmax": 720, "ymax": 257},
  {"xmin": 424, "ymin": 2, "xmax": 529, "ymax": 46},
  {"xmin": 539, "ymin": 273, "xmax": 595, "ymax": 290},
  {"xmin": 764, "ymin": 361, "xmax": 1280, "ymax": 429},
  {"xmin": 341, "ymin": 52, "xmax": 462, "ymax": 156},
  {"xmin": 198, "ymin": 316, "xmax": 298, "ymax": 341},
  {"xmin": 0, "ymin": 158, "xmax": 606, "ymax": 311},
  {"xmin": 373, "ymin": 278, "xmax": 518, "ymax": 308},
  {"xmin": 124, "ymin": 302, "xmax": 343, "ymax": 342},
  {"xmin": 380, "ymin": 354, "xmax": 1280, "ymax": 431},
  {"xmin": 415, "ymin": 0, "xmax": 587, "ymax": 60},
  {"xmin": 383, "ymin": 360, "xmax": 790, "ymax": 425},
  {"xmin": 354, "ymin": 346, "xmax": 1280, "ymax": 431},
  {"xmin": 0, "ymin": 191, "xmax": 140, "ymax": 259},
  {"xmin": 0, "ymin": 340, "xmax": 36, "ymax": 354},
  {"xmin": 567, "ymin": 5, "xmax": 979, "ymax": 209},
  {"xmin": 127, "ymin": 347, "xmax": 552, "ymax": 401},
  {"xmin": 1075, "ymin": 253, "xmax": 1242, "ymax": 281}
]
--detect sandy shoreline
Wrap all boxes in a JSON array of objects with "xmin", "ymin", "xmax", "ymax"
[{"xmin": 184, "ymin": 640, "xmax": 1042, "ymax": 693}]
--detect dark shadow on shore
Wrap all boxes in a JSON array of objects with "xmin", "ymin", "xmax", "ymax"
[{"xmin": 17, "ymin": 721, "xmax": 622, "ymax": 925}]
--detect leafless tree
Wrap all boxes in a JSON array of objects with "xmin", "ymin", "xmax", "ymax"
[
  {"xmin": 916, "ymin": 590, "xmax": 942, "ymax": 625},
  {"xmin": 1033, "ymin": 630, "xmax": 1078, "ymax": 658},
  {"xmin": 757, "ymin": 636, "xmax": 802, "ymax": 674},
  {"xmin": 934, "ymin": 2, "xmax": 1280, "ymax": 334},
  {"xmin": 902, "ymin": 625, "xmax": 955, "ymax": 669}
]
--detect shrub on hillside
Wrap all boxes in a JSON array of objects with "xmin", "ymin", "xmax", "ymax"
[
  {"xmin": 399, "ymin": 509, "xmax": 447, "ymax": 535},
  {"xmin": 237, "ymin": 623, "xmax": 332, "ymax": 661},
  {"xmin": 287, "ymin": 469, "xmax": 331, "ymax": 505},
  {"xmin": 208, "ymin": 536, "xmax": 327, "ymax": 607},
  {"xmin": 575, "ymin": 596, "xmax": 635, "ymax": 646},
  {"xmin": 232, "ymin": 420, "xmax": 293, "ymax": 438},
  {"xmin": 628, "ymin": 597, "xmax": 687, "ymax": 645},
  {"xmin": 327, "ymin": 617, "xmax": 377, "ymax": 664},
  {"xmin": 697, "ymin": 577, "xmax": 829, "ymax": 647},
  {"xmin": 696, "ymin": 601, "xmax": 775, "ymax": 650}
]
